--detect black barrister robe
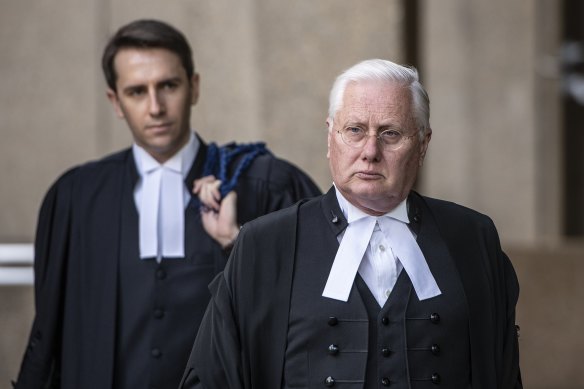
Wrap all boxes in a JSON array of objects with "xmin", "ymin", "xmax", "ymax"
[
  {"xmin": 14, "ymin": 137, "xmax": 321, "ymax": 389},
  {"xmin": 180, "ymin": 187, "xmax": 522, "ymax": 389}
]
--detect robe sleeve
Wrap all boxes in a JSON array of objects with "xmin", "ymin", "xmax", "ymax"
[
  {"xmin": 14, "ymin": 169, "xmax": 77, "ymax": 388},
  {"xmin": 267, "ymin": 158, "xmax": 321, "ymax": 210},
  {"xmin": 180, "ymin": 204, "xmax": 300, "ymax": 389},
  {"xmin": 179, "ymin": 227, "xmax": 252, "ymax": 389},
  {"xmin": 462, "ymin": 217, "xmax": 523, "ymax": 389},
  {"xmin": 481, "ymin": 216, "xmax": 522, "ymax": 388},
  {"xmin": 179, "ymin": 271, "xmax": 244, "ymax": 388},
  {"xmin": 499, "ymin": 247, "xmax": 522, "ymax": 388},
  {"xmin": 421, "ymin": 195, "xmax": 522, "ymax": 388},
  {"xmin": 236, "ymin": 153, "xmax": 321, "ymax": 220}
]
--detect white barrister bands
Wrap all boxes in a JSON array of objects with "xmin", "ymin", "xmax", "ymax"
[
  {"xmin": 139, "ymin": 163, "xmax": 162, "ymax": 259},
  {"xmin": 322, "ymin": 216, "xmax": 377, "ymax": 301},
  {"xmin": 323, "ymin": 189, "xmax": 441, "ymax": 302},
  {"xmin": 139, "ymin": 159, "xmax": 185, "ymax": 260},
  {"xmin": 377, "ymin": 216, "xmax": 441, "ymax": 300}
]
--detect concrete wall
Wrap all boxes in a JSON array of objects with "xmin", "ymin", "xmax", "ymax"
[
  {"xmin": 512, "ymin": 245, "xmax": 584, "ymax": 389},
  {"xmin": 421, "ymin": 0, "xmax": 562, "ymax": 246},
  {"xmin": 0, "ymin": 0, "xmax": 403, "ymax": 242},
  {"xmin": 0, "ymin": 0, "xmax": 403, "ymax": 384},
  {"xmin": 1, "ymin": 0, "xmax": 582, "ymax": 387}
]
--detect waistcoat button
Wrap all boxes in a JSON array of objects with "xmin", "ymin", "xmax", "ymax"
[
  {"xmin": 327, "ymin": 344, "xmax": 339, "ymax": 355},
  {"xmin": 381, "ymin": 316, "xmax": 389, "ymax": 325},
  {"xmin": 156, "ymin": 269, "xmax": 167, "ymax": 280},
  {"xmin": 324, "ymin": 376, "xmax": 335, "ymax": 387},
  {"xmin": 431, "ymin": 373, "xmax": 441, "ymax": 384},
  {"xmin": 381, "ymin": 347, "xmax": 391, "ymax": 357},
  {"xmin": 381, "ymin": 377, "xmax": 390, "ymax": 386},
  {"xmin": 328, "ymin": 317, "xmax": 339, "ymax": 326},
  {"xmin": 431, "ymin": 344, "xmax": 440, "ymax": 355},
  {"xmin": 151, "ymin": 348, "xmax": 162, "ymax": 358},
  {"xmin": 430, "ymin": 313, "xmax": 440, "ymax": 324}
]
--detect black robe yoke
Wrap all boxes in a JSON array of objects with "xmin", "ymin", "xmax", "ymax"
[
  {"xmin": 15, "ymin": 140, "xmax": 321, "ymax": 389},
  {"xmin": 181, "ymin": 188, "xmax": 521, "ymax": 389}
]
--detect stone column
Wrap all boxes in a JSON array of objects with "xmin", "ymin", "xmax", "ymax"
[{"xmin": 420, "ymin": 0, "xmax": 562, "ymax": 245}]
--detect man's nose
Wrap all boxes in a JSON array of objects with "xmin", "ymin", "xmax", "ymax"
[
  {"xmin": 148, "ymin": 90, "xmax": 165, "ymax": 116},
  {"xmin": 361, "ymin": 132, "xmax": 382, "ymax": 161}
]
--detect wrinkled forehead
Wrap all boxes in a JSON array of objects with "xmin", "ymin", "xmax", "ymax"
[{"xmin": 336, "ymin": 80, "xmax": 413, "ymax": 123}]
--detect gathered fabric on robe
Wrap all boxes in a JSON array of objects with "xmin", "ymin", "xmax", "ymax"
[
  {"xmin": 14, "ymin": 137, "xmax": 321, "ymax": 389},
  {"xmin": 180, "ymin": 187, "xmax": 522, "ymax": 389}
]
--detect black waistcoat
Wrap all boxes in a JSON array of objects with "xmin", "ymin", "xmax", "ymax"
[
  {"xmin": 113, "ymin": 165, "xmax": 220, "ymax": 389},
  {"xmin": 283, "ymin": 197, "xmax": 471, "ymax": 389}
]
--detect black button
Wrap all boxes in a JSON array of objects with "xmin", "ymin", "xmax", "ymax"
[
  {"xmin": 431, "ymin": 373, "xmax": 441, "ymax": 384},
  {"xmin": 413, "ymin": 214, "xmax": 421, "ymax": 223},
  {"xmin": 324, "ymin": 376, "xmax": 335, "ymax": 387},
  {"xmin": 328, "ymin": 344, "xmax": 339, "ymax": 355},
  {"xmin": 381, "ymin": 347, "xmax": 391, "ymax": 357},
  {"xmin": 151, "ymin": 348, "xmax": 162, "ymax": 358},
  {"xmin": 431, "ymin": 344, "xmax": 440, "ymax": 355},
  {"xmin": 381, "ymin": 316, "xmax": 389, "ymax": 325},
  {"xmin": 156, "ymin": 269, "xmax": 167, "ymax": 280},
  {"xmin": 328, "ymin": 317, "xmax": 339, "ymax": 326},
  {"xmin": 154, "ymin": 309, "xmax": 164, "ymax": 319},
  {"xmin": 381, "ymin": 377, "xmax": 390, "ymax": 386},
  {"xmin": 430, "ymin": 313, "xmax": 440, "ymax": 324}
]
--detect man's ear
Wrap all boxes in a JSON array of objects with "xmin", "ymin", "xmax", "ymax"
[
  {"xmin": 418, "ymin": 127, "xmax": 432, "ymax": 166},
  {"xmin": 106, "ymin": 89, "xmax": 125, "ymax": 119},
  {"xmin": 326, "ymin": 118, "xmax": 333, "ymax": 159},
  {"xmin": 190, "ymin": 73, "xmax": 200, "ymax": 106}
]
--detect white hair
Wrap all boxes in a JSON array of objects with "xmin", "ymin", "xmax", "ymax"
[{"xmin": 327, "ymin": 59, "xmax": 430, "ymax": 137}]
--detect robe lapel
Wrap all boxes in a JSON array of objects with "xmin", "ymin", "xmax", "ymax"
[
  {"xmin": 184, "ymin": 139, "xmax": 207, "ymax": 261},
  {"xmin": 319, "ymin": 187, "xmax": 379, "ymax": 311},
  {"xmin": 320, "ymin": 186, "xmax": 348, "ymax": 237},
  {"xmin": 80, "ymin": 150, "xmax": 135, "ymax": 387}
]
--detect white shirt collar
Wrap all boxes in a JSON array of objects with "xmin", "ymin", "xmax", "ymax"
[{"xmin": 132, "ymin": 132, "xmax": 199, "ymax": 178}]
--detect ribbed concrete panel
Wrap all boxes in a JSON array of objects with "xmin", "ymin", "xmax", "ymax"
[
  {"xmin": 421, "ymin": 0, "xmax": 542, "ymax": 245},
  {"xmin": 0, "ymin": 1, "xmax": 103, "ymax": 242},
  {"xmin": 256, "ymin": 0, "xmax": 405, "ymax": 189}
]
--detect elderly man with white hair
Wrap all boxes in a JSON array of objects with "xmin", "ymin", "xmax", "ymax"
[{"xmin": 180, "ymin": 59, "xmax": 522, "ymax": 389}]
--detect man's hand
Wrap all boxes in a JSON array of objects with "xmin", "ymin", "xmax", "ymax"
[{"xmin": 193, "ymin": 176, "xmax": 239, "ymax": 249}]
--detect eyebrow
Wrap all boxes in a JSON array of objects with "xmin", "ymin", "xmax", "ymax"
[
  {"xmin": 343, "ymin": 119, "xmax": 403, "ymax": 129},
  {"xmin": 156, "ymin": 76, "xmax": 183, "ymax": 86},
  {"xmin": 121, "ymin": 76, "xmax": 185, "ymax": 93}
]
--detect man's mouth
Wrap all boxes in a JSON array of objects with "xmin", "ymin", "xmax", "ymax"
[
  {"xmin": 355, "ymin": 171, "xmax": 383, "ymax": 179},
  {"xmin": 146, "ymin": 123, "xmax": 172, "ymax": 132}
]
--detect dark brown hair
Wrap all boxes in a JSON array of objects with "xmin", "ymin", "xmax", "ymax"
[{"xmin": 102, "ymin": 19, "xmax": 195, "ymax": 91}]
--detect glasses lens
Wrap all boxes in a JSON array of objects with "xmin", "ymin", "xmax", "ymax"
[
  {"xmin": 339, "ymin": 128, "xmax": 407, "ymax": 151},
  {"xmin": 340, "ymin": 128, "xmax": 364, "ymax": 147}
]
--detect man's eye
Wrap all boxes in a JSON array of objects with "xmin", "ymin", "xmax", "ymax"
[
  {"xmin": 381, "ymin": 130, "xmax": 401, "ymax": 139},
  {"xmin": 162, "ymin": 82, "xmax": 178, "ymax": 90},
  {"xmin": 127, "ymin": 88, "xmax": 146, "ymax": 97},
  {"xmin": 347, "ymin": 127, "xmax": 363, "ymax": 135}
]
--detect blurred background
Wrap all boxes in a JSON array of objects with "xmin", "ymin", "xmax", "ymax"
[{"xmin": 1, "ymin": 0, "xmax": 583, "ymax": 387}]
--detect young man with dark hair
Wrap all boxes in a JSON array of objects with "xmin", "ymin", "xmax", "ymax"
[{"xmin": 14, "ymin": 19, "xmax": 320, "ymax": 389}]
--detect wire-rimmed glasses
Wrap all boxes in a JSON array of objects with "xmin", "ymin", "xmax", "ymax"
[{"xmin": 337, "ymin": 127, "xmax": 418, "ymax": 151}]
